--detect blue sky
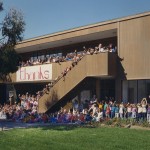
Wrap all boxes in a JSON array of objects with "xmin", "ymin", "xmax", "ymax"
[{"xmin": 1, "ymin": 0, "xmax": 150, "ymax": 39}]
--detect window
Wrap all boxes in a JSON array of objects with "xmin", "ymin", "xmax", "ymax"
[{"xmin": 122, "ymin": 80, "xmax": 150, "ymax": 103}]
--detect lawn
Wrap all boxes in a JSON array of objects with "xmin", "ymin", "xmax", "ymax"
[{"xmin": 0, "ymin": 125, "xmax": 150, "ymax": 150}]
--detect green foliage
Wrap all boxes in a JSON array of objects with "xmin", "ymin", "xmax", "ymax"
[
  {"xmin": 2, "ymin": 8, "xmax": 25, "ymax": 45},
  {"xmin": 117, "ymin": 118, "xmax": 131, "ymax": 125},
  {"xmin": 141, "ymin": 121, "xmax": 150, "ymax": 128},
  {"xmin": 112, "ymin": 117, "xmax": 118, "ymax": 122},
  {"xmin": 104, "ymin": 119, "xmax": 113, "ymax": 125},
  {"xmin": 0, "ymin": 1, "xmax": 3, "ymax": 11},
  {"xmin": 0, "ymin": 45, "xmax": 20, "ymax": 75},
  {"xmin": 0, "ymin": 2, "xmax": 25, "ymax": 76},
  {"xmin": 130, "ymin": 118, "xmax": 138, "ymax": 126},
  {"xmin": 114, "ymin": 119, "xmax": 123, "ymax": 127}
]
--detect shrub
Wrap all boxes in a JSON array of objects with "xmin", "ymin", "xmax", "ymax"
[
  {"xmin": 104, "ymin": 119, "xmax": 113, "ymax": 126},
  {"xmin": 141, "ymin": 121, "xmax": 150, "ymax": 128}
]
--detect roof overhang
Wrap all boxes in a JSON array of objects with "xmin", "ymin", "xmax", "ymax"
[
  {"xmin": 15, "ymin": 11, "xmax": 150, "ymax": 54},
  {"xmin": 16, "ymin": 29, "xmax": 117, "ymax": 53}
]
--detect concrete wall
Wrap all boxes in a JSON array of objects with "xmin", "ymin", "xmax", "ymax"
[{"xmin": 119, "ymin": 15, "xmax": 150, "ymax": 80}]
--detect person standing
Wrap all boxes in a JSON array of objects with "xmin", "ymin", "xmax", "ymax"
[
  {"xmin": 147, "ymin": 104, "xmax": 150, "ymax": 123},
  {"xmin": 119, "ymin": 103, "xmax": 124, "ymax": 119}
]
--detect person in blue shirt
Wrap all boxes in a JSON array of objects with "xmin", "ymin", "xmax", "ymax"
[{"xmin": 111, "ymin": 103, "xmax": 115, "ymax": 118}]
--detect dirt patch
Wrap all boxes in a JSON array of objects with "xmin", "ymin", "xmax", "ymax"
[{"xmin": 130, "ymin": 125, "xmax": 150, "ymax": 130}]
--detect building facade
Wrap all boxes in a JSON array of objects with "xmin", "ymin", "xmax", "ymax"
[{"xmin": 0, "ymin": 12, "xmax": 150, "ymax": 113}]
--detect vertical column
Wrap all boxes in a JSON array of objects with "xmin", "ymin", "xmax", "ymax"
[
  {"xmin": 115, "ymin": 78, "xmax": 122, "ymax": 103},
  {"xmin": 0, "ymin": 84, "xmax": 6, "ymax": 104},
  {"xmin": 6, "ymin": 84, "xmax": 17, "ymax": 105},
  {"xmin": 117, "ymin": 22, "xmax": 120, "ymax": 56},
  {"xmin": 96, "ymin": 78, "xmax": 100, "ymax": 101}
]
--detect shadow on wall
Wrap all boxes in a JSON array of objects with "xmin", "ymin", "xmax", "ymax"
[
  {"xmin": 117, "ymin": 55, "xmax": 127, "ymax": 80},
  {"xmin": 45, "ymin": 89, "xmax": 59, "ymax": 111}
]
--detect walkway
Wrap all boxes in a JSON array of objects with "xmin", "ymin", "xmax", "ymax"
[{"xmin": 0, "ymin": 121, "xmax": 54, "ymax": 131}]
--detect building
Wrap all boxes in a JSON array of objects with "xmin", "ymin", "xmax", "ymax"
[{"xmin": 0, "ymin": 11, "xmax": 150, "ymax": 113}]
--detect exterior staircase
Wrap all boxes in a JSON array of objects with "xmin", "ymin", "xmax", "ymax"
[{"xmin": 38, "ymin": 52, "xmax": 117, "ymax": 113}]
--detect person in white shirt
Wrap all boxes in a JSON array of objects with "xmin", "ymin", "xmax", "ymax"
[
  {"xmin": 137, "ymin": 104, "xmax": 143, "ymax": 121},
  {"xmin": 98, "ymin": 43, "xmax": 105, "ymax": 52},
  {"xmin": 141, "ymin": 98, "xmax": 147, "ymax": 121},
  {"xmin": 147, "ymin": 104, "xmax": 150, "ymax": 123},
  {"xmin": 119, "ymin": 103, "xmax": 124, "ymax": 119},
  {"xmin": 96, "ymin": 109, "xmax": 103, "ymax": 122},
  {"xmin": 127, "ymin": 104, "xmax": 132, "ymax": 118}
]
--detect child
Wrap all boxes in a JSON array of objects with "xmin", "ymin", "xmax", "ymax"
[
  {"xmin": 96, "ymin": 109, "xmax": 103, "ymax": 122},
  {"xmin": 105, "ymin": 105, "xmax": 110, "ymax": 119},
  {"xmin": 131, "ymin": 104, "xmax": 137, "ymax": 119},
  {"xmin": 127, "ymin": 104, "xmax": 132, "ymax": 118},
  {"xmin": 119, "ymin": 103, "xmax": 124, "ymax": 119},
  {"xmin": 141, "ymin": 98, "xmax": 147, "ymax": 121},
  {"xmin": 147, "ymin": 104, "xmax": 150, "ymax": 123},
  {"xmin": 110, "ymin": 103, "xmax": 115, "ymax": 119},
  {"xmin": 137, "ymin": 103, "xmax": 142, "ymax": 122},
  {"xmin": 115, "ymin": 104, "xmax": 119, "ymax": 118}
]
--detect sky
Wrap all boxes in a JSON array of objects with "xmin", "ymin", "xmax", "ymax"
[{"xmin": 1, "ymin": 0, "xmax": 150, "ymax": 40}]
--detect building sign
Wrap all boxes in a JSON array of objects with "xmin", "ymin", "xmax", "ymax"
[{"xmin": 16, "ymin": 64, "xmax": 52, "ymax": 82}]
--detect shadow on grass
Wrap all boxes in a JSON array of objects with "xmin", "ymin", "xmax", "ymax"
[
  {"xmin": 40, "ymin": 123, "xmax": 98, "ymax": 131},
  {"xmin": 0, "ymin": 120, "xmax": 99, "ymax": 132},
  {"xmin": 41, "ymin": 125, "xmax": 77, "ymax": 131},
  {"xmin": 23, "ymin": 123, "xmax": 99, "ymax": 132}
]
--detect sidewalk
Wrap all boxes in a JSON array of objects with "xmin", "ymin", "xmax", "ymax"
[
  {"xmin": 0, "ymin": 122, "xmax": 52, "ymax": 131},
  {"xmin": 0, "ymin": 121, "xmax": 80, "ymax": 131}
]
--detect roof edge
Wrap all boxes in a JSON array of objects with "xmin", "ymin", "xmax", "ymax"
[{"xmin": 18, "ymin": 11, "xmax": 150, "ymax": 44}]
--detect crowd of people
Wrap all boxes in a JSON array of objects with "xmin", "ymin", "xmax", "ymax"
[
  {"xmin": 0, "ymin": 94, "xmax": 150, "ymax": 125},
  {"xmin": 4, "ymin": 42, "xmax": 147, "ymax": 125},
  {"xmin": 48, "ymin": 43, "xmax": 117, "ymax": 84},
  {"xmin": 19, "ymin": 43, "xmax": 117, "ymax": 67},
  {"xmin": 27, "ymin": 43, "xmax": 116, "ymax": 88},
  {"xmin": 1, "ymin": 42, "xmax": 150, "ymax": 125},
  {"xmin": 0, "ymin": 92, "xmax": 39, "ymax": 120}
]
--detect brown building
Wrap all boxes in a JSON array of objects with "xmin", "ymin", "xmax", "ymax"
[{"xmin": 0, "ymin": 12, "xmax": 150, "ymax": 113}]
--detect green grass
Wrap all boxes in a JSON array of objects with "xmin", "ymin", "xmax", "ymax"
[{"xmin": 0, "ymin": 126, "xmax": 150, "ymax": 150}]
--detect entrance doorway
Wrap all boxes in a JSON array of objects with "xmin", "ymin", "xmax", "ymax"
[
  {"xmin": 0, "ymin": 84, "xmax": 6, "ymax": 104},
  {"xmin": 100, "ymin": 79, "xmax": 115, "ymax": 101}
]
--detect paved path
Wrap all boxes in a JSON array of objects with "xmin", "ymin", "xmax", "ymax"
[
  {"xmin": 0, "ymin": 121, "xmax": 79, "ymax": 131},
  {"xmin": 1, "ymin": 121, "xmax": 149, "ymax": 131},
  {"xmin": 0, "ymin": 121, "xmax": 56, "ymax": 131}
]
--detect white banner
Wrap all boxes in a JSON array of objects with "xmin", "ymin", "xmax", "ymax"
[{"xmin": 16, "ymin": 64, "xmax": 52, "ymax": 82}]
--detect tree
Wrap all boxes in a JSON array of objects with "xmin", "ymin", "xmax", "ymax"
[
  {"xmin": 0, "ymin": 1, "xmax": 3, "ymax": 11},
  {"xmin": 0, "ymin": 2, "xmax": 25, "ymax": 80}
]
